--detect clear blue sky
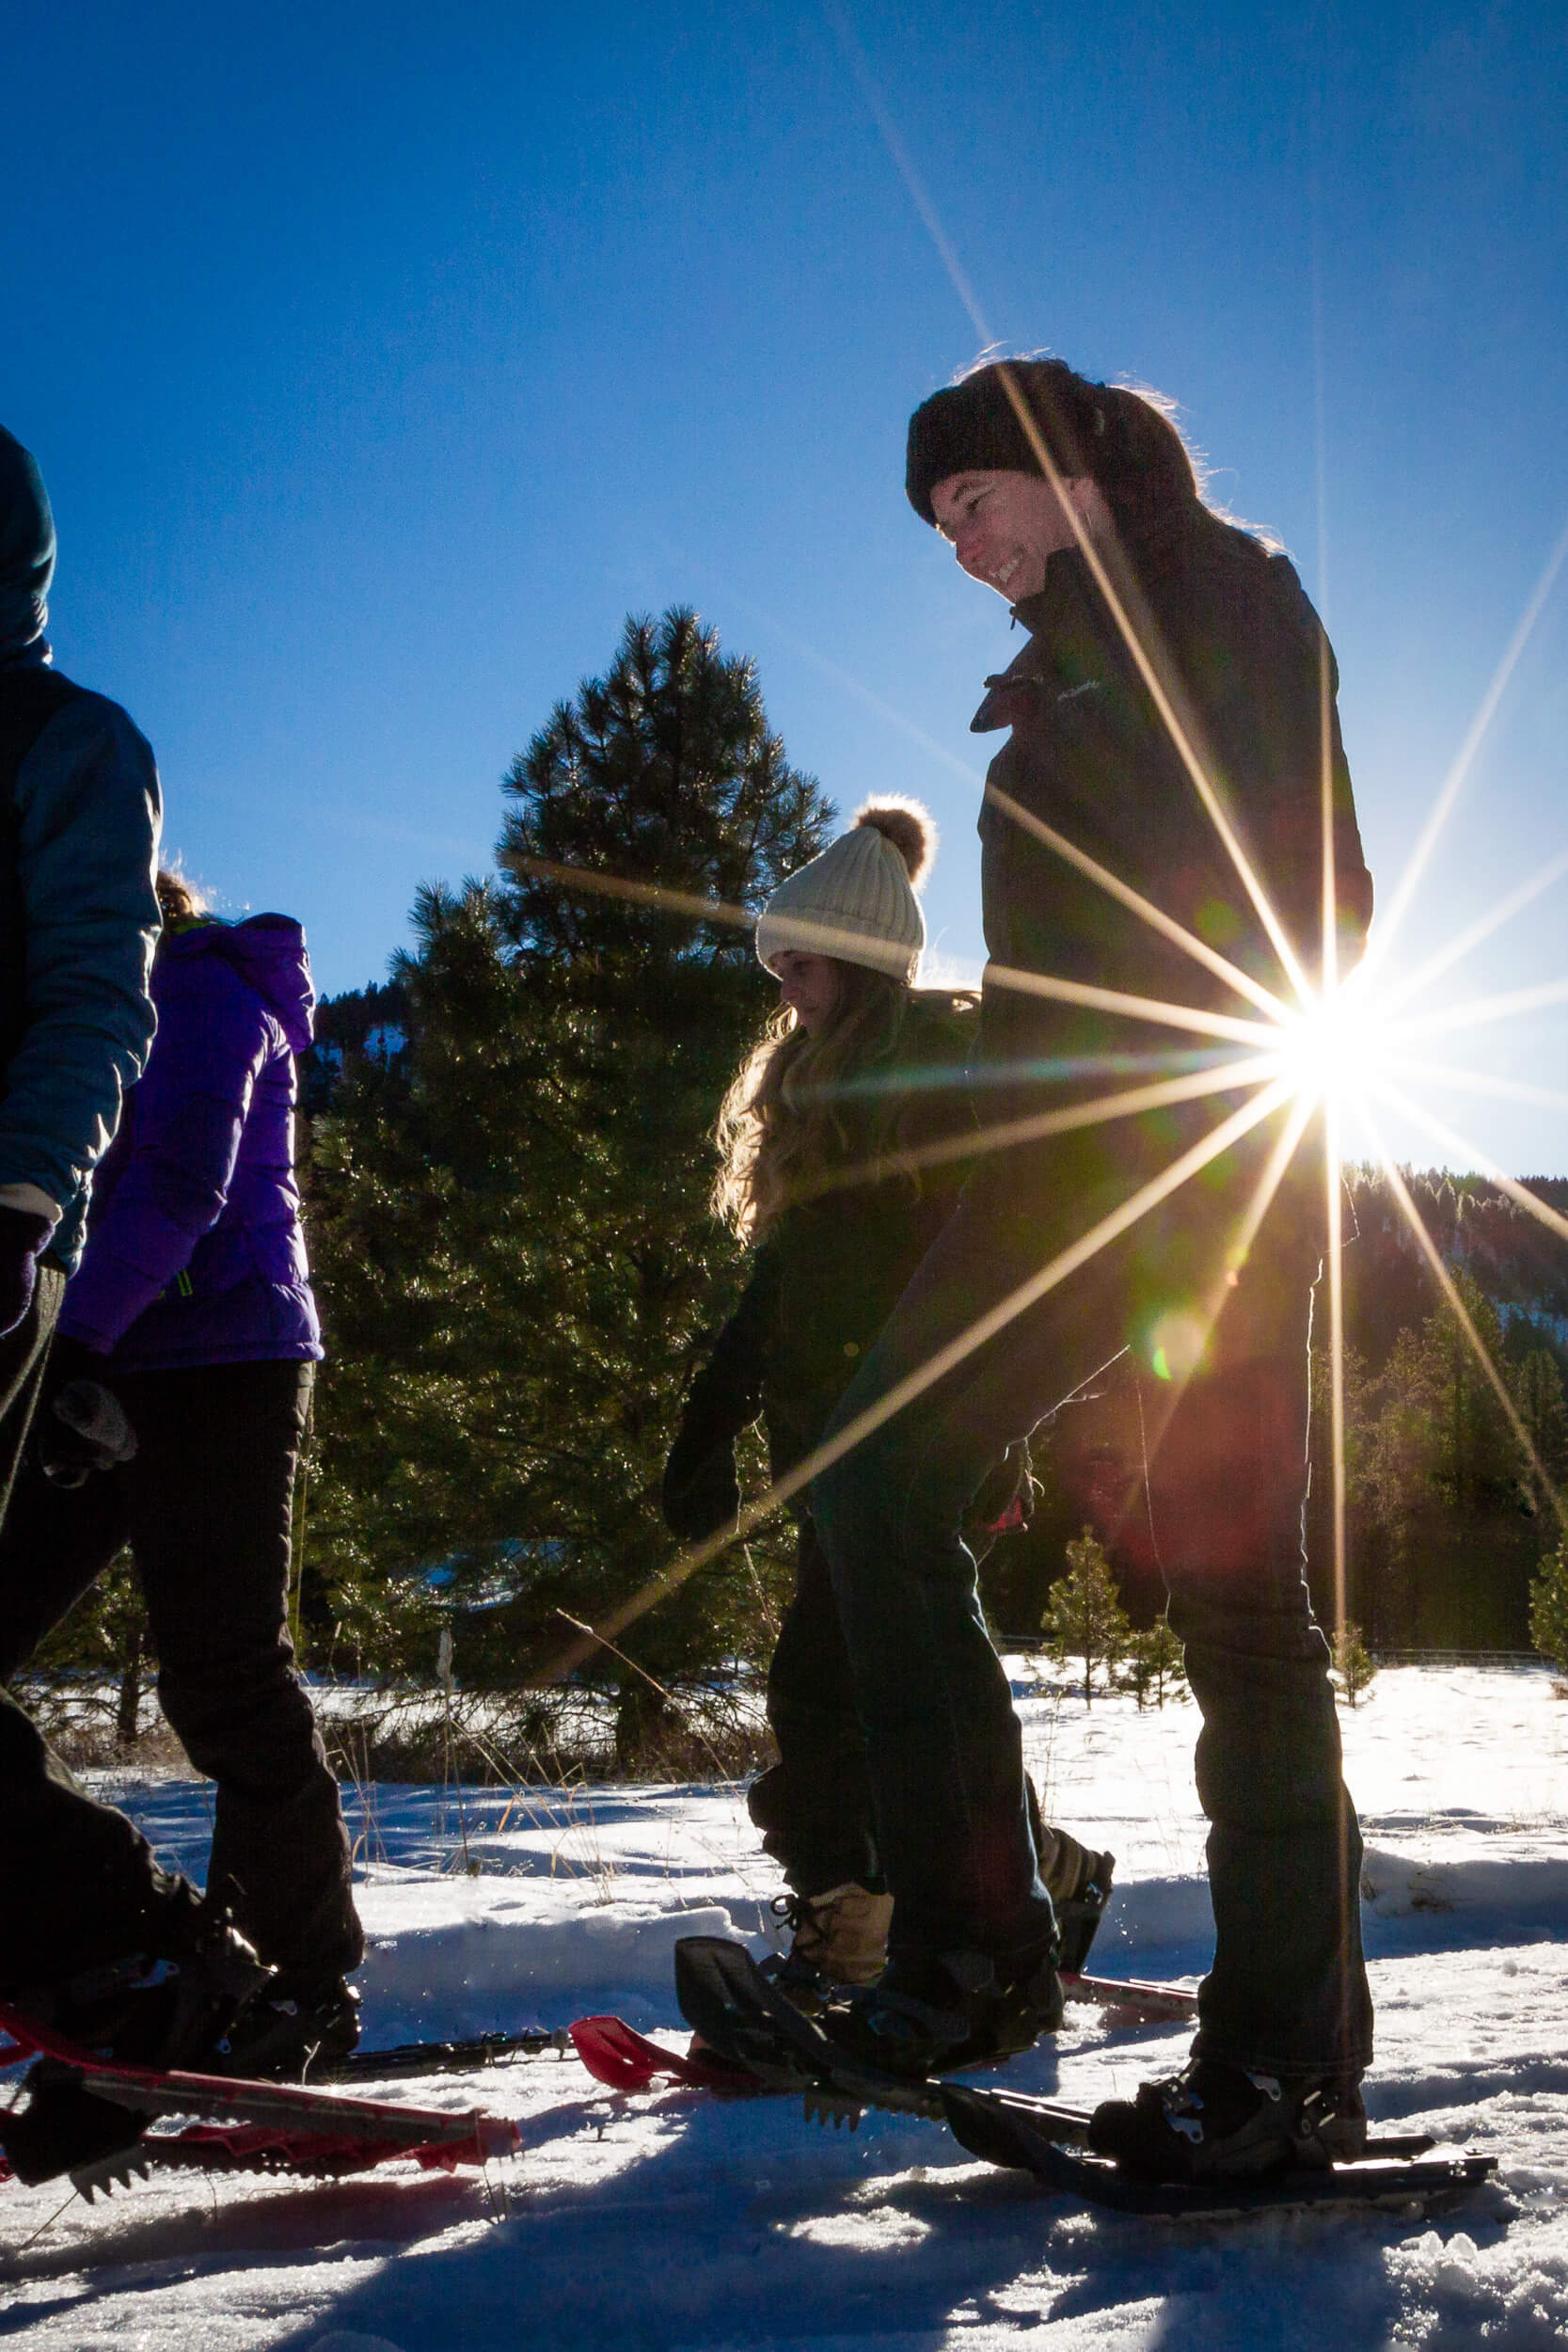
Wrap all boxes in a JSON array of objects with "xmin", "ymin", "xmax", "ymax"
[{"xmin": 6, "ymin": 0, "xmax": 1565, "ymax": 1172}]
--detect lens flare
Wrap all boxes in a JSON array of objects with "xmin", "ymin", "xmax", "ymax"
[
  {"xmin": 498, "ymin": 189, "xmax": 1565, "ymax": 1682},
  {"xmin": 1273, "ymin": 976, "xmax": 1390, "ymax": 1116}
]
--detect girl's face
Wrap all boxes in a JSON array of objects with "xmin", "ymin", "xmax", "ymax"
[
  {"xmin": 771, "ymin": 951, "xmax": 844, "ymax": 1037},
  {"xmin": 930, "ymin": 468, "xmax": 1105, "ymax": 604}
]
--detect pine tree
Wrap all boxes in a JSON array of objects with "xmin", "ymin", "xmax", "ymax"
[
  {"xmin": 308, "ymin": 610, "xmax": 833, "ymax": 1752},
  {"xmin": 1332, "ymin": 1619, "xmax": 1377, "ymax": 1708},
  {"xmin": 1119, "ymin": 1612, "xmax": 1188, "ymax": 1709},
  {"xmin": 499, "ymin": 608, "xmax": 826, "ymax": 976},
  {"xmin": 1528, "ymin": 1540, "xmax": 1568, "ymax": 1674},
  {"xmin": 1340, "ymin": 1270, "xmax": 1538, "ymax": 1647},
  {"xmin": 1515, "ymin": 1348, "xmax": 1568, "ymax": 1516},
  {"xmin": 1429, "ymin": 1274, "xmax": 1525, "ymax": 1518},
  {"xmin": 1041, "ymin": 1527, "xmax": 1132, "ymax": 1708}
]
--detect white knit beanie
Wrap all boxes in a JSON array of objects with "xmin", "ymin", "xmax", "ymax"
[{"xmin": 754, "ymin": 800, "xmax": 936, "ymax": 982}]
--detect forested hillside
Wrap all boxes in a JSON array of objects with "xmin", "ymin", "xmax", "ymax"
[{"xmin": 986, "ymin": 1168, "xmax": 1568, "ymax": 1652}]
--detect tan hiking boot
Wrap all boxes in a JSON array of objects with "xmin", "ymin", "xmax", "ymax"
[
  {"xmin": 1037, "ymin": 1829, "xmax": 1117, "ymax": 1974},
  {"xmin": 764, "ymin": 1883, "xmax": 895, "ymax": 2002}
]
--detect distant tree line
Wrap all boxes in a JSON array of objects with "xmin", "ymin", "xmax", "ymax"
[{"xmin": 983, "ymin": 1177, "xmax": 1568, "ymax": 1656}]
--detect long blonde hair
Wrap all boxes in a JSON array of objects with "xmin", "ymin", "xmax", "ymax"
[
  {"xmin": 156, "ymin": 866, "xmax": 210, "ymax": 925},
  {"xmin": 713, "ymin": 962, "xmax": 910, "ymax": 1240}
]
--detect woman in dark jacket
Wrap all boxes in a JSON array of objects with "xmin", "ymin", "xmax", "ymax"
[
  {"xmin": 664, "ymin": 803, "xmax": 1110, "ymax": 1996},
  {"xmin": 800, "ymin": 358, "xmax": 1374, "ymax": 2177},
  {"xmin": 0, "ymin": 871, "xmax": 362, "ymax": 2069}
]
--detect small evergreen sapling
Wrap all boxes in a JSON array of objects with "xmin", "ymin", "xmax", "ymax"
[
  {"xmin": 1332, "ymin": 1620, "xmax": 1377, "ymax": 1708},
  {"xmin": 1120, "ymin": 1612, "xmax": 1188, "ymax": 1709},
  {"xmin": 1528, "ymin": 1539, "xmax": 1568, "ymax": 1678},
  {"xmin": 1041, "ymin": 1527, "xmax": 1132, "ymax": 1707}
]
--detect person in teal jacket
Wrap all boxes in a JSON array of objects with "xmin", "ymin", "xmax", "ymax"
[
  {"xmin": 0, "ymin": 425, "xmax": 163, "ymax": 1279},
  {"xmin": 0, "ymin": 424, "xmax": 277, "ymax": 2188}
]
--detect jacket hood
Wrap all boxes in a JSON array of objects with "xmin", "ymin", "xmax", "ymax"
[
  {"xmin": 0, "ymin": 425, "xmax": 56, "ymax": 661},
  {"xmin": 163, "ymin": 914, "xmax": 316, "ymax": 1054}
]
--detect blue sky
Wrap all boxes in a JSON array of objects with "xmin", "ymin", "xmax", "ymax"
[{"xmin": 5, "ymin": 0, "xmax": 1566, "ymax": 1172}]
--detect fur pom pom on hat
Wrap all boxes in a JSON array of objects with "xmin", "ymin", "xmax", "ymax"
[{"xmin": 755, "ymin": 799, "xmax": 936, "ymax": 982}]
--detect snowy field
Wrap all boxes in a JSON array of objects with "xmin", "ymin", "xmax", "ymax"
[{"xmin": 3, "ymin": 1663, "xmax": 1566, "ymax": 2349}]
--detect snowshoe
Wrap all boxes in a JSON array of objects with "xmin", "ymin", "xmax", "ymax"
[
  {"xmin": 817, "ymin": 1932, "xmax": 1063, "ymax": 2082},
  {"xmin": 216, "ymin": 1973, "xmax": 362, "ymax": 2080},
  {"xmin": 673, "ymin": 1935, "xmax": 943, "ymax": 2115},
  {"xmin": 0, "ymin": 2001, "xmax": 521, "ymax": 2191},
  {"xmin": 942, "ymin": 2079, "xmax": 1495, "ymax": 2218},
  {"xmin": 0, "ymin": 1901, "xmax": 272, "ymax": 2185},
  {"xmin": 569, "ymin": 2014, "xmax": 757, "ymax": 2093},
  {"xmin": 674, "ymin": 1930, "xmax": 1058, "ymax": 2110},
  {"xmin": 1087, "ymin": 2055, "xmax": 1367, "ymax": 2182}
]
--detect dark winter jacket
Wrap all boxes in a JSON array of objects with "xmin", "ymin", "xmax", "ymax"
[
  {"xmin": 59, "ymin": 915, "xmax": 324, "ymax": 1370},
  {"xmin": 664, "ymin": 993, "xmax": 979, "ymax": 1530},
  {"xmin": 0, "ymin": 425, "xmax": 162, "ymax": 1268},
  {"xmin": 968, "ymin": 509, "xmax": 1372, "ymax": 1254}
]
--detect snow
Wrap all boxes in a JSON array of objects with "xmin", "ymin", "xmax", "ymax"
[{"xmin": 3, "ymin": 1664, "xmax": 1567, "ymax": 2348}]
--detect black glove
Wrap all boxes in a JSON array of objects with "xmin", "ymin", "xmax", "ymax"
[
  {"xmin": 662, "ymin": 1421, "xmax": 742, "ymax": 1543},
  {"xmin": 37, "ymin": 1338, "xmax": 138, "ymax": 1487},
  {"xmin": 0, "ymin": 1205, "xmax": 54, "ymax": 1339}
]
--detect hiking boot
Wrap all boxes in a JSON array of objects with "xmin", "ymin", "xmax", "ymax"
[
  {"xmin": 0, "ymin": 1896, "xmax": 273, "ymax": 2185},
  {"xmin": 760, "ymin": 1883, "xmax": 894, "ymax": 2011},
  {"xmin": 821, "ymin": 1929, "xmax": 1063, "ymax": 2081},
  {"xmin": 1038, "ymin": 1833, "xmax": 1116, "ymax": 1975},
  {"xmin": 1088, "ymin": 2055, "xmax": 1368, "ymax": 2182},
  {"xmin": 214, "ymin": 1973, "xmax": 362, "ymax": 2080}
]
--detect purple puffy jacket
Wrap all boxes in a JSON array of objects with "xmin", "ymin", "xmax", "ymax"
[{"xmin": 59, "ymin": 914, "xmax": 324, "ymax": 1371}]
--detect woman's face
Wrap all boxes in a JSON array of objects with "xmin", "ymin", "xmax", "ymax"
[
  {"xmin": 770, "ymin": 951, "xmax": 844, "ymax": 1037},
  {"xmin": 930, "ymin": 469, "xmax": 1104, "ymax": 604}
]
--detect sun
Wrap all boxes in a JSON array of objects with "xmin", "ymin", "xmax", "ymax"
[{"xmin": 1272, "ymin": 974, "xmax": 1390, "ymax": 1114}]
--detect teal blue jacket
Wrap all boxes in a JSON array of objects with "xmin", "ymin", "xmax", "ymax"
[{"xmin": 0, "ymin": 424, "xmax": 162, "ymax": 1270}]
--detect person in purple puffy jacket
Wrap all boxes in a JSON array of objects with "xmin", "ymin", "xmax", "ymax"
[{"xmin": 0, "ymin": 870, "xmax": 363, "ymax": 2074}]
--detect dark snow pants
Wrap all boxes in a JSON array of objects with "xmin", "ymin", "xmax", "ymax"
[
  {"xmin": 0, "ymin": 1267, "xmax": 179, "ymax": 1989},
  {"xmin": 748, "ymin": 1514, "xmax": 882, "ymax": 1897},
  {"xmin": 810, "ymin": 1178, "xmax": 1374, "ymax": 2083},
  {"xmin": 0, "ymin": 1358, "xmax": 361, "ymax": 1986},
  {"xmin": 751, "ymin": 1505, "xmax": 1061, "ymax": 1906}
]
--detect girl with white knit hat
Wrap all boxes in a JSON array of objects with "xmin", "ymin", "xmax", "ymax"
[{"xmin": 662, "ymin": 803, "xmax": 1111, "ymax": 1998}]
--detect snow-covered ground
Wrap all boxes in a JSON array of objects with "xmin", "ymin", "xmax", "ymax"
[{"xmin": 3, "ymin": 1664, "xmax": 1566, "ymax": 2349}]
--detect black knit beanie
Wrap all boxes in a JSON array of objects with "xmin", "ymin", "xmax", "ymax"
[
  {"xmin": 907, "ymin": 360, "xmax": 1204, "ymax": 540},
  {"xmin": 905, "ymin": 359, "xmax": 1110, "ymax": 525},
  {"xmin": 0, "ymin": 425, "xmax": 55, "ymax": 657}
]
